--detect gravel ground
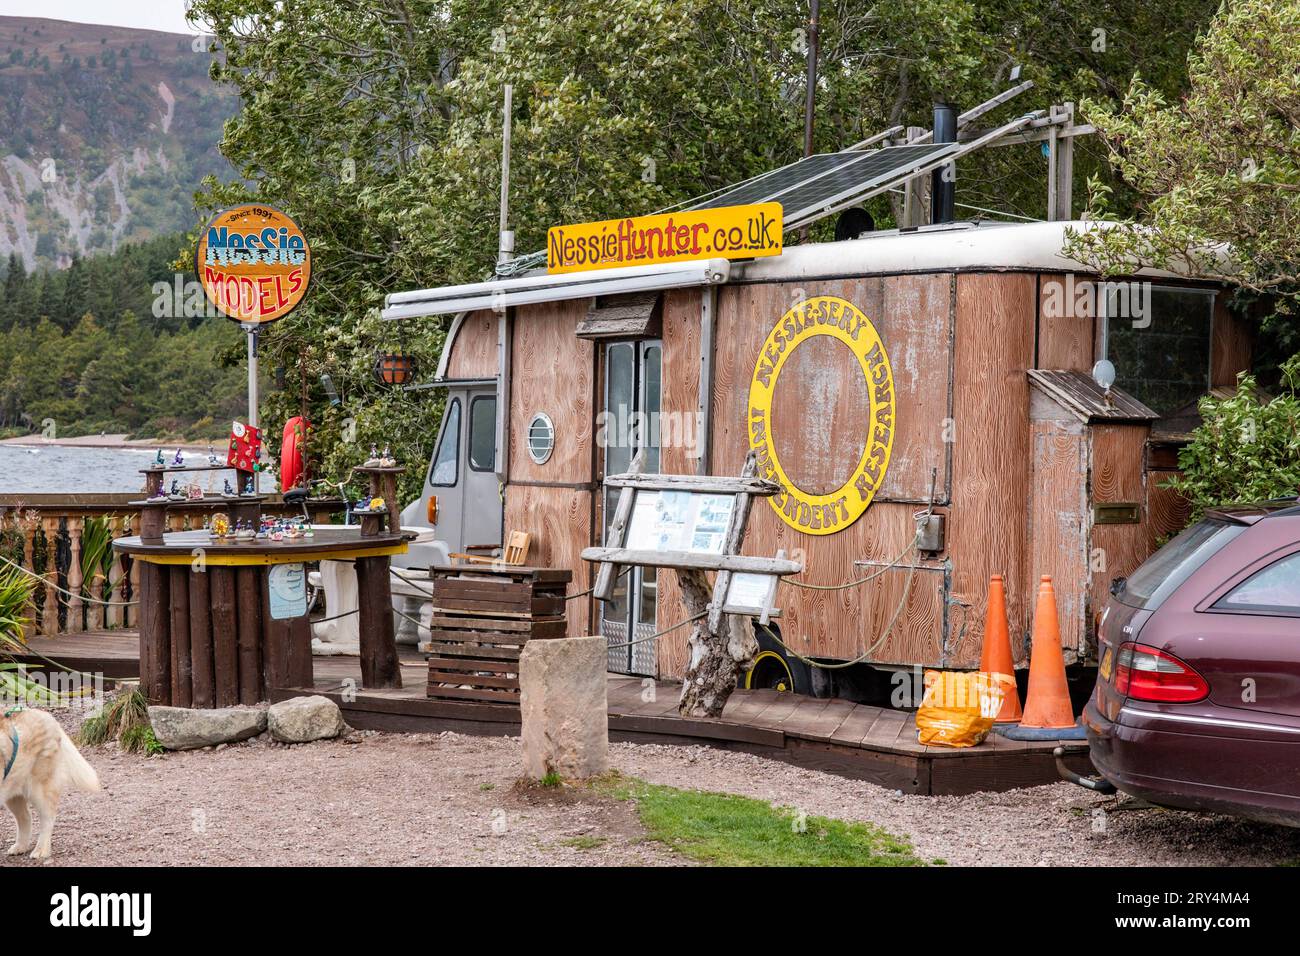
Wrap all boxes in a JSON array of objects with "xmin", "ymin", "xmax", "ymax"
[{"xmin": 5, "ymin": 723, "xmax": 1300, "ymax": 867}]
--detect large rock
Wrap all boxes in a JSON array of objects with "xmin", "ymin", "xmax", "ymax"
[
  {"xmin": 149, "ymin": 705, "xmax": 266, "ymax": 751},
  {"xmin": 519, "ymin": 635, "xmax": 608, "ymax": 781},
  {"xmin": 267, "ymin": 695, "xmax": 346, "ymax": 743}
]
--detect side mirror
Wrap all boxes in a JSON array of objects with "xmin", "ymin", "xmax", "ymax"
[{"xmin": 1109, "ymin": 576, "xmax": 1126, "ymax": 598}]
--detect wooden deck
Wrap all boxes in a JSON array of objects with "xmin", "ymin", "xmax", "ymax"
[{"xmin": 13, "ymin": 631, "xmax": 1092, "ymax": 796}]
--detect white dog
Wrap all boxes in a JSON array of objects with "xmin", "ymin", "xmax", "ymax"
[{"xmin": 0, "ymin": 707, "xmax": 100, "ymax": 861}]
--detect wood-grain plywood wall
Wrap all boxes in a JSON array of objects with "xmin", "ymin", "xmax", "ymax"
[
  {"xmin": 1027, "ymin": 419, "xmax": 1088, "ymax": 660},
  {"xmin": 507, "ymin": 300, "xmax": 595, "ymax": 485},
  {"xmin": 1036, "ymin": 276, "xmax": 1094, "ymax": 371},
  {"xmin": 503, "ymin": 299, "xmax": 597, "ymax": 637},
  {"xmin": 445, "ymin": 311, "xmax": 498, "ymax": 379},
  {"xmin": 947, "ymin": 273, "xmax": 1035, "ymax": 667},
  {"xmin": 660, "ymin": 289, "xmax": 702, "ymax": 476},
  {"xmin": 503, "ymin": 485, "xmax": 595, "ymax": 637},
  {"xmin": 1211, "ymin": 296, "xmax": 1251, "ymax": 387},
  {"xmin": 1087, "ymin": 424, "xmax": 1150, "ymax": 653},
  {"xmin": 657, "ymin": 274, "xmax": 954, "ymax": 677}
]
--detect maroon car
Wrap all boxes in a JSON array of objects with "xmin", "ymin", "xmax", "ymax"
[{"xmin": 1084, "ymin": 502, "xmax": 1300, "ymax": 826}]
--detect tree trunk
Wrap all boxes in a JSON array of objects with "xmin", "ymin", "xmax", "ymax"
[{"xmin": 676, "ymin": 569, "xmax": 758, "ymax": 718}]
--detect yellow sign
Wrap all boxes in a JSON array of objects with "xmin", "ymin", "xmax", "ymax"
[
  {"xmin": 747, "ymin": 295, "xmax": 895, "ymax": 535},
  {"xmin": 547, "ymin": 203, "xmax": 782, "ymax": 274}
]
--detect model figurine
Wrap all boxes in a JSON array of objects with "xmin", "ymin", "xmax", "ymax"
[
  {"xmin": 167, "ymin": 479, "xmax": 185, "ymax": 501},
  {"xmin": 152, "ymin": 448, "xmax": 165, "ymax": 467},
  {"xmin": 221, "ymin": 479, "xmax": 237, "ymax": 498},
  {"xmin": 171, "ymin": 448, "xmax": 185, "ymax": 467},
  {"xmin": 242, "ymin": 476, "xmax": 255, "ymax": 496},
  {"xmin": 363, "ymin": 443, "xmax": 381, "ymax": 467},
  {"xmin": 207, "ymin": 444, "xmax": 219, "ymax": 465},
  {"xmin": 379, "ymin": 444, "xmax": 396, "ymax": 467}
]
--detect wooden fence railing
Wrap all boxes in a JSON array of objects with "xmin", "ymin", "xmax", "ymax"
[{"xmin": 0, "ymin": 494, "xmax": 342, "ymax": 640}]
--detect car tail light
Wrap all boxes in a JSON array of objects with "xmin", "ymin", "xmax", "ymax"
[
  {"xmin": 427, "ymin": 495, "xmax": 438, "ymax": 526},
  {"xmin": 1114, "ymin": 643, "xmax": 1208, "ymax": 703}
]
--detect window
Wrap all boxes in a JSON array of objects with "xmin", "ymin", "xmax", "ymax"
[
  {"xmin": 527, "ymin": 413, "xmax": 555, "ymax": 464},
  {"xmin": 1214, "ymin": 552, "xmax": 1300, "ymax": 615},
  {"xmin": 1105, "ymin": 286, "xmax": 1214, "ymax": 416},
  {"xmin": 429, "ymin": 398, "xmax": 460, "ymax": 487},
  {"xmin": 1117, "ymin": 517, "xmax": 1245, "ymax": 610},
  {"xmin": 469, "ymin": 396, "xmax": 497, "ymax": 472}
]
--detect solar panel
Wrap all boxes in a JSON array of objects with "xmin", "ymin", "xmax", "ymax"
[
  {"xmin": 780, "ymin": 144, "xmax": 957, "ymax": 222},
  {"xmin": 691, "ymin": 143, "xmax": 960, "ymax": 229},
  {"xmin": 692, "ymin": 153, "xmax": 866, "ymax": 211}
]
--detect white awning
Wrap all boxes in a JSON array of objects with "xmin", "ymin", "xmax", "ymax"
[{"xmin": 381, "ymin": 258, "xmax": 731, "ymax": 320}]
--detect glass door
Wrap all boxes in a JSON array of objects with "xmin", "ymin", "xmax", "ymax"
[{"xmin": 602, "ymin": 339, "xmax": 661, "ymax": 675}]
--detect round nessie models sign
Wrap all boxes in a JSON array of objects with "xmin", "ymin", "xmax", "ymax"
[
  {"xmin": 747, "ymin": 295, "xmax": 896, "ymax": 536},
  {"xmin": 196, "ymin": 204, "xmax": 311, "ymax": 324}
]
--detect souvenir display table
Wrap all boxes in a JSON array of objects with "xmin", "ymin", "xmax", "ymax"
[{"xmin": 113, "ymin": 527, "xmax": 409, "ymax": 706}]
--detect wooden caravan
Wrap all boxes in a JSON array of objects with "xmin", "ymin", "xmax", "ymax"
[{"xmin": 388, "ymin": 220, "xmax": 1248, "ymax": 697}]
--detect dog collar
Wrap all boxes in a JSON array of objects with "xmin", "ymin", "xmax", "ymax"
[
  {"xmin": 1, "ymin": 706, "xmax": 21, "ymax": 780},
  {"xmin": 1, "ymin": 728, "xmax": 16, "ymax": 781}
]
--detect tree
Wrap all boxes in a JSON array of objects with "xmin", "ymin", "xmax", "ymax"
[
  {"xmin": 1167, "ymin": 360, "xmax": 1300, "ymax": 521},
  {"xmin": 1064, "ymin": 0, "xmax": 1300, "ymax": 517},
  {"xmin": 1067, "ymin": 0, "xmax": 1299, "ymax": 296},
  {"xmin": 187, "ymin": 0, "xmax": 1219, "ymax": 505}
]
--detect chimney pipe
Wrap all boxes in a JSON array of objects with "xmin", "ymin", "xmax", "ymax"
[{"xmin": 930, "ymin": 101, "xmax": 957, "ymax": 225}]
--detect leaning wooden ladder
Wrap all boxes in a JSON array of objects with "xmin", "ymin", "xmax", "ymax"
[{"xmin": 582, "ymin": 451, "xmax": 802, "ymax": 717}]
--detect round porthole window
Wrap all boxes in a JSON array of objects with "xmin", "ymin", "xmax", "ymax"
[{"xmin": 527, "ymin": 412, "xmax": 555, "ymax": 464}]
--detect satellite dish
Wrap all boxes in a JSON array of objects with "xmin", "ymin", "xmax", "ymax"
[{"xmin": 1092, "ymin": 359, "xmax": 1117, "ymax": 391}]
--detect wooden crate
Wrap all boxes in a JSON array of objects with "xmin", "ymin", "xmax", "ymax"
[{"xmin": 422, "ymin": 565, "xmax": 572, "ymax": 704}]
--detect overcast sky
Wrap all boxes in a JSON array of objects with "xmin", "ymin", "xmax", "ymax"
[{"xmin": 0, "ymin": 0, "xmax": 202, "ymax": 35}]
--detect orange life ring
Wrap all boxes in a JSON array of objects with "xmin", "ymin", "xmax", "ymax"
[{"xmin": 280, "ymin": 416, "xmax": 309, "ymax": 492}]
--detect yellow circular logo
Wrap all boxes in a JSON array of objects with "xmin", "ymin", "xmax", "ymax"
[{"xmin": 747, "ymin": 295, "xmax": 895, "ymax": 535}]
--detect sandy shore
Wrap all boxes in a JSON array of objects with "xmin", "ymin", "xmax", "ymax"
[{"xmin": 0, "ymin": 434, "xmax": 209, "ymax": 452}]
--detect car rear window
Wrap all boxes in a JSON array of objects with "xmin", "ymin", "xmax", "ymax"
[{"xmin": 1117, "ymin": 517, "xmax": 1246, "ymax": 610}]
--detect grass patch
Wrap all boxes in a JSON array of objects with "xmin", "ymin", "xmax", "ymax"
[
  {"xmin": 79, "ymin": 688, "xmax": 158, "ymax": 754},
  {"xmin": 480, "ymin": 782, "xmax": 496, "ymax": 792},
  {"xmin": 558, "ymin": 835, "xmax": 608, "ymax": 850},
  {"xmin": 539, "ymin": 771, "xmax": 563, "ymax": 788},
  {"xmin": 591, "ymin": 773, "xmax": 924, "ymax": 867}
]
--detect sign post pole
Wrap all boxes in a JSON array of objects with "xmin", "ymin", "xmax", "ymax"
[
  {"xmin": 197, "ymin": 203, "xmax": 312, "ymax": 497},
  {"xmin": 244, "ymin": 322, "xmax": 259, "ymax": 492}
]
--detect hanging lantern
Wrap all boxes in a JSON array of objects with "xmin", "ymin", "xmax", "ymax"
[{"xmin": 374, "ymin": 350, "xmax": 416, "ymax": 386}]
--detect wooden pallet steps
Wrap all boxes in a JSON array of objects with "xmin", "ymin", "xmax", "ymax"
[{"xmin": 422, "ymin": 564, "xmax": 573, "ymax": 704}]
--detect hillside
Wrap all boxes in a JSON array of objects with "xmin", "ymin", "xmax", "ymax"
[{"xmin": 0, "ymin": 16, "xmax": 235, "ymax": 271}]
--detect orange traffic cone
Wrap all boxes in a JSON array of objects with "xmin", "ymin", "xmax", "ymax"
[
  {"xmin": 978, "ymin": 574, "xmax": 1022, "ymax": 722},
  {"xmin": 1019, "ymin": 575, "xmax": 1076, "ymax": 729}
]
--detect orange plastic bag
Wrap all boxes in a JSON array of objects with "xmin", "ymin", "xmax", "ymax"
[{"xmin": 915, "ymin": 670, "xmax": 1010, "ymax": 748}]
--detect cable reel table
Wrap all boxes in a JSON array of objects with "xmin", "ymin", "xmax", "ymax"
[{"xmin": 114, "ymin": 527, "xmax": 410, "ymax": 707}]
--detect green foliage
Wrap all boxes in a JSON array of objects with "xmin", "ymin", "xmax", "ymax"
[
  {"xmin": 186, "ymin": 0, "xmax": 1219, "ymax": 504},
  {"xmin": 1067, "ymin": 0, "xmax": 1300, "ymax": 299},
  {"xmin": 0, "ymin": 565, "xmax": 48, "ymax": 705},
  {"xmin": 78, "ymin": 687, "xmax": 157, "ymax": 753},
  {"xmin": 79, "ymin": 516, "xmax": 116, "ymax": 596},
  {"xmin": 0, "ymin": 236, "xmax": 248, "ymax": 441},
  {"xmin": 1168, "ymin": 359, "xmax": 1300, "ymax": 522},
  {"xmin": 595, "ymin": 773, "xmax": 924, "ymax": 866},
  {"xmin": 0, "ymin": 562, "xmax": 34, "ymax": 648}
]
